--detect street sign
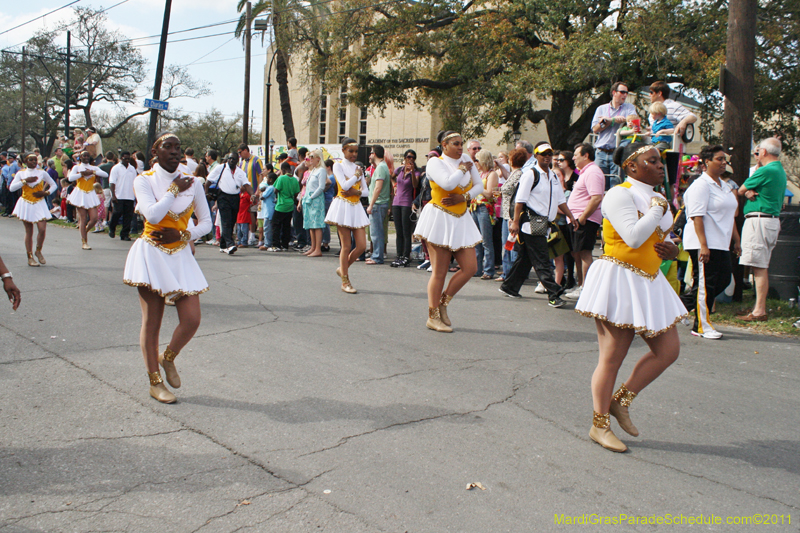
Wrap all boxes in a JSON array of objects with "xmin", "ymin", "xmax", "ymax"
[{"xmin": 144, "ymin": 98, "xmax": 169, "ymax": 111}]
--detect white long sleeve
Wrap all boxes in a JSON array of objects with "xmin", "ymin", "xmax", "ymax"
[
  {"xmin": 133, "ymin": 174, "xmax": 179, "ymax": 223},
  {"xmin": 9, "ymin": 169, "xmax": 56, "ymax": 192},
  {"xmin": 68, "ymin": 164, "xmax": 107, "ymax": 182},
  {"xmin": 188, "ymin": 182, "xmax": 212, "ymax": 239},
  {"xmin": 333, "ymin": 161, "xmax": 361, "ymax": 191},
  {"xmin": 601, "ymin": 185, "xmax": 665, "ymax": 249},
  {"xmin": 426, "ymin": 155, "xmax": 484, "ymax": 199}
]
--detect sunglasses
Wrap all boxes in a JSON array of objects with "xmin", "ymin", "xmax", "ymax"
[
  {"xmin": 617, "ymin": 90, "xmax": 629, "ymax": 95},
  {"xmin": 554, "ymin": 158, "xmax": 566, "ymax": 162},
  {"xmin": 539, "ymin": 151, "xmax": 553, "ymax": 157},
  {"xmin": 405, "ymin": 155, "xmax": 416, "ymax": 160}
]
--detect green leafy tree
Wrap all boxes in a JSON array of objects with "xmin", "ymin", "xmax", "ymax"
[
  {"xmin": 308, "ymin": 0, "xmax": 798, "ymax": 150},
  {"xmin": 236, "ymin": 0, "xmax": 335, "ymax": 141},
  {"xmin": 0, "ymin": 7, "xmax": 209, "ymax": 156}
]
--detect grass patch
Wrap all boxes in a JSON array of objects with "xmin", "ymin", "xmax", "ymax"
[{"xmin": 712, "ymin": 289, "xmax": 800, "ymax": 337}]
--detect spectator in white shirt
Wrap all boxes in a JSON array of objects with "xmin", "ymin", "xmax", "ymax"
[
  {"xmin": 183, "ymin": 147, "xmax": 199, "ymax": 174},
  {"xmin": 500, "ymin": 142, "xmax": 577, "ymax": 306},
  {"xmin": 206, "ymin": 153, "xmax": 252, "ymax": 254},
  {"xmin": 109, "ymin": 151, "xmax": 139, "ymax": 241},
  {"xmin": 680, "ymin": 145, "xmax": 741, "ymax": 339}
]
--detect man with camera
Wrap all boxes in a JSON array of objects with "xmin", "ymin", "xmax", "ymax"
[{"xmin": 591, "ymin": 82, "xmax": 636, "ymax": 189}]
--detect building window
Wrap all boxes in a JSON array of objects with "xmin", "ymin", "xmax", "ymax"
[
  {"xmin": 338, "ymin": 85, "xmax": 348, "ymax": 143},
  {"xmin": 318, "ymin": 93, "xmax": 327, "ymax": 144},
  {"xmin": 358, "ymin": 107, "xmax": 367, "ymax": 146}
]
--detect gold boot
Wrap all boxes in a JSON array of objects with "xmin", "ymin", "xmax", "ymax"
[
  {"xmin": 439, "ymin": 293, "xmax": 453, "ymax": 327},
  {"xmin": 148, "ymin": 371, "xmax": 176, "ymax": 404},
  {"xmin": 35, "ymin": 248, "xmax": 46, "ymax": 265},
  {"xmin": 589, "ymin": 411, "xmax": 627, "ymax": 452},
  {"xmin": 27, "ymin": 252, "xmax": 40, "ymax": 267},
  {"xmin": 82, "ymin": 240, "xmax": 92, "ymax": 250},
  {"xmin": 341, "ymin": 274, "xmax": 357, "ymax": 294},
  {"xmin": 426, "ymin": 306, "xmax": 453, "ymax": 333},
  {"xmin": 159, "ymin": 347, "xmax": 181, "ymax": 389},
  {"xmin": 609, "ymin": 383, "xmax": 639, "ymax": 436}
]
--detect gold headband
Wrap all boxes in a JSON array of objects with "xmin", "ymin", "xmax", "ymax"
[
  {"xmin": 622, "ymin": 145, "xmax": 655, "ymax": 168},
  {"xmin": 154, "ymin": 133, "xmax": 179, "ymax": 148},
  {"xmin": 344, "ymin": 142, "xmax": 358, "ymax": 147},
  {"xmin": 442, "ymin": 132, "xmax": 461, "ymax": 143}
]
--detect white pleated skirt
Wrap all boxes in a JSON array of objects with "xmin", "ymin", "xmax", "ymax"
[
  {"xmin": 13, "ymin": 199, "xmax": 52, "ymax": 223},
  {"xmin": 324, "ymin": 197, "xmax": 369, "ymax": 229},
  {"xmin": 412, "ymin": 203, "xmax": 482, "ymax": 251},
  {"xmin": 67, "ymin": 188, "xmax": 100, "ymax": 209},
  {"xmin": 123, "ymin": 239, "xmax": 208, "ymax": 298},
  {"xmin": 575, "ymin": 257, "xmax": 688, "ymax": 338}
]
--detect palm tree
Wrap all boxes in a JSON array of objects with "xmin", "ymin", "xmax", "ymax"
[{"xmin": 236, "ymin": 0, "xmax": 301, "ymax": 141}]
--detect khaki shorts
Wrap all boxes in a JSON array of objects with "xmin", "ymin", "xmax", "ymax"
[
  {"xmin": 740, "ymin": 216, "xmax": 780, "ymax": 268},
  {"xmin": 257, "ymin": 218, "xmax": 265, "ymax": 230}
]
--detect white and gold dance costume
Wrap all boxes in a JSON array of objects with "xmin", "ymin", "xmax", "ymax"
[
  {"xmin": 576, "ymin": 178, "xmax": 687, "ymax": 337},
  {"xmin": 67, "ymin": 163, "xmax": 107, "ymax": 208},
  {"xmin": 413, "ymin": 154, "xmax": 484, "ymax": 250},
  {"xmin": 10, "ymin": 169, "xmax": 57, "ymax": 222},
  {"xmin": 123, "ymin": 164, "xmax": 212, "ymax": 298},
  {"xmin": 324, "ymin": 159, "xmax": 370, "ymax": 229}
]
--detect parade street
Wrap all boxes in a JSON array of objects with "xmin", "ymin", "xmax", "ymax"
[{"xmin": 0, "ymin": 219, "xmax": 797, "ymax": 533}]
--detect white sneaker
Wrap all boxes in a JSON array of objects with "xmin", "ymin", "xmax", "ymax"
[
  {"xmin": 534, "ymin": 282, "xmax": 546, "ymax": 294},
  {"xmin": 427, "ymin": 265, "xmax": 433, "ymax": 272},
  {"xmin": 691, "ymin": 329, "xmax": 723, "ymax": 339},
  {"xmin": 564, "ymin": 286, "xmax": 582, "ymax": 300},
  {"xmin": 225, "ymin": 246, "xmax": 237, "ymax": 255},
  {"xmin": 417, "ymin": 259, "xmax": 431, "ymax": 270}
]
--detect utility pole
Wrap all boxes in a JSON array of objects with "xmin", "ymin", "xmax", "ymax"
[
  {"xmin": 146, "ymin": 0, "xmax": 173, "ymax": 169},
  {"xmin": 721, "ymin": 0, "xmax": 757, "ymax": 301},
  {"xmin": 21, "ymin": 47, "xmax": 26, "ymax": 153},
  {"xmin": 242, "ymin": 1, "xmax": 252, "ymax": 145},
  {"xmin": 65, "ymin": 31, "xmax": 70, "ymax": 142}
]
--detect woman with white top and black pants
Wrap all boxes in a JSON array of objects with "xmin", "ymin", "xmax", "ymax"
[
  {"xmin": 501, "ymin": 143, "xmax": 577, "ymax": 307},
  {"xmin": 206, "ymin": 153, "xmax": 252, "ymax": 254},
  {"xmin": 680, "ymin": 145, "xmax": 741, "ymax": 339}
]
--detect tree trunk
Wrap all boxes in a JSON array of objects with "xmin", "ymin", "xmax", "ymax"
[
  {"xmin": 275, "ymin": 50, "xmax": 295, "ymax": 141},
  {"xmin": 722, "ymin": 0, "xmax": 757, "ymax": 302},
  {"xmin": 545, "ymin": 90, "xmax": 611, "ymax": 150}
]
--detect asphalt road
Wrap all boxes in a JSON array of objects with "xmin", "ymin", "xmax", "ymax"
[{"xmin": 0, "ymin": 219, "xmax": 798, "ymax": 532}]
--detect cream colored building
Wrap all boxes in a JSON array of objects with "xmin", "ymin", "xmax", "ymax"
[{"xmin": 262, "ymin": 51, "xmax": 705, "ymax": 161}]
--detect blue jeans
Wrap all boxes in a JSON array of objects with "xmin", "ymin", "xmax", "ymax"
[
  {"xmin": 263, "ymin": 218, "xmax": 273, "ymax": 247},
  {"xmin": 471, "ymin": 204, "xmax": 495, "ymax": 277},
  {"xmin": 501, "ymin": 218, "xmax": 518, "ymax": 278},
  {"xmin": 322, "ymin": 197, "xmax": 332, "ymax": 244},
  {"xmin": 596, "ymin": 149, "xmax": 621, "ymax": 190},
  {"xmin": 369, "ymin": 204, "xmax": 388, "ymax": 263},
  {"xmin": 236, "ymin": 222, "xmax": 249, "ymax": 245}
]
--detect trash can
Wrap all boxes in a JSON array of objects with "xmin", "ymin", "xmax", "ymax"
[{"xmin": 769, "ymin": 206, "xmax": 800, "ymax": 300}]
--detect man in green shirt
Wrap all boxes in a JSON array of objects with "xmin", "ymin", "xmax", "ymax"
[
  {"xmin": 271, "ymin": 161, "xmax": 301, "ymax": 250},
  {"xmin": 738, "ymin": 137, "xmax": 787, "ymax": 321},
  {"xmin": 366, "ymin": 145, "xmax": 391, "ymax": 264}
]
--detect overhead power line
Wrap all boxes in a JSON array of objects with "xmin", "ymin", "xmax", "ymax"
[{"xmin": 0, "ymin": 0, "xmax": 82, "ymax": 37}]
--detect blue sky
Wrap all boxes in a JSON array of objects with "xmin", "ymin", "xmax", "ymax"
[{"xmin": 1, "ymin": 0, "xmax": 268, "ymax": 128}]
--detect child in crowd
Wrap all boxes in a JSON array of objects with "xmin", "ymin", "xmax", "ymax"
[
  {"xmin": 236, "ymin": 187, "xmax": 252, "ymax": 247},
  {"xmin": 648, "ymin": 102, "xmax": 675, "ymax": 151},
  {"xmin": 92, "ymin": 183, "xmax": 107, "ymax": 232},
  {"xmin": 617, "ymin": 114, "xmax": 643, "ymax": 145},
  {"xmin": 60, "ymin": 178, "xmax": 73, "ymax": 222},
  {"xmin": 270, "ymin": 161, "xmax": 301, "ymax": 251},
  {"xmin": 258, "ymin": 172, "xmax": 277, "ymax": 250}
]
